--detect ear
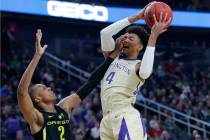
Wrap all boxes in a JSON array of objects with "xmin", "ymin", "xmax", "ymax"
[
  {"xmin": 138, "ymin": 44, "xmax": 143, "ymax": 52},
  {"xmin": 34, "ymin": 96, "xmax": 41, "ymax": 103}
]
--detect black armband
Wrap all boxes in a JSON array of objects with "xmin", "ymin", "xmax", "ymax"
[{"xmin": 77, "ymin": 57, "xmax": 114, "ymax": 100}]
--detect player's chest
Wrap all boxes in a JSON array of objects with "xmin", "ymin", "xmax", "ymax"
[
  {"xmin": 45, "ymin": 113, "xmax": 70, "ymax": 126},
  {"xmin": 108, "ymin": 60, "xmax": 136, "ymax": 76}
]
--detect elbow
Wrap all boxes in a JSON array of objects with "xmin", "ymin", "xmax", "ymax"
[
  {"xmin": 139, "ymin": 70, "xmax": 152, "ymax": 79},
  {"xmin": 100, "ymin": 29, "xmax": 115, "ymax": 52},
  {"xmin": 17, "ymin": 85, "xmax": 26, "ymax": 97},
  {"xmin": 75, "ymin": 95, "xmax": 82, "ymax": 105},
  {"xmin": 100, "ymin": 29, "xmax": 110, "ymax": 38},
  {"xmin": 17, "ymin": 84, "xmax": 23, "ymax": 93},
  {"xmin": 17, "ymin": 88, "xmax": 23, "ymax": 97},
  {"xmin": 100, "ymin": 29, "xmax": 107, "ymax": 36},
  {"xmin": 17, "ymin": 86, "xmax": 22, "ymax": 95}
]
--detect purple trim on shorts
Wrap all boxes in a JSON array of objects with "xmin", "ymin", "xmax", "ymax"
[
  {"xmin": 118, "ymin": 117, "xmax": 131, "ymax": 140},
  {"xmin": 139, "ymin": 113, "xmax": 146, "ymax": 137}
]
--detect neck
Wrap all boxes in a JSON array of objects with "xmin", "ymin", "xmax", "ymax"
[
  {"xmin": 122, "ymin": 52, "xmax": 138, "ymax": 60},
  {"xmin": 125, "ymin": 54, "xmax": 138, "ymax": 59},
  {"xmin": 40, "ymin": 102, "xmax": 56, "ymax": 113}
]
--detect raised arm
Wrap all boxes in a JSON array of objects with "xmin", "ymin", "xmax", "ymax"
[
  {"xmin": 138, "ymin": 13, "xmax": 172, "ymax": 79},
  {"xmin": 58, "ymin": 42, "xmax": 124, "ymax": 114},
  {"xmin": 17, "ymin": 29, "xmax": 47, "ymax": 125},
  {"xmin": 100, "ymin": 5, "xmax": 149, "ymax": 57}
]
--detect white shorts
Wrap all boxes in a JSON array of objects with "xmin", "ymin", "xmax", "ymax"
[{"xmin": 100, "ymin": 106, "xmax": 147, "ymax": 140}]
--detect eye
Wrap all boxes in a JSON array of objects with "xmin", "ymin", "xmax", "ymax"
[{"xmin": 129, "ymin": 37, "xmax": 134, "ymax": 41}]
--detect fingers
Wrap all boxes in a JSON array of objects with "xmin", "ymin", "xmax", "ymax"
[
  {"xmin": 36, "ymin": 29, "xmax": 42, "ymax": 36},
  {"xmin": 154, "ymin": 12, "xmax": 169, "ymax": 24},
  {"xmin": 165, "ymin": 17, "xmax": 172, "ymax": 25},
  {"xmin": 37, "ymin": 29, "xmax": 41, "ymax": 34},
  {"xmin": 117, "ymin": 34, "xmax": 126, "ymax": 43},
  {"xmin": 151, "ymin": 24, "xmax": 156, "ymax": 31},
  {"xmin": 160, "ymin": 12, "xmax": 169, "ymax": 23},
  {"xmin": 36, "ymin": 29, "xmax": 42, "ymax": 42},
  {"xmin": 153, "ymin": 14, "xmax": 158, "ymax": 25},
  {"xmin": 116, "ymin": 35, "xmax": 126, "ymax": 52},
  {"xmin": 43, "ymin": 44, "xmax": 48, "ymax": 50},
  {"xmin": 160, "ymin": 29, "xmax": 167, "ymax": 34},
  {"xmin": 163, "ymin": 13, "xmax": 168, "ymax": 23},
  {"xmin": 159, "ymin": 12, "xmax": 163, "ymax": 23}
]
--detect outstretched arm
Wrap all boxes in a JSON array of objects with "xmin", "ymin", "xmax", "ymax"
[
  {"xmin": 58, "ymin": 43, "xmax": 124, "ymax": 115},
  {"xmin": 17, "ymin": 29, "xmax": 47, "ymax": 125},
  {"xmin": 57, "ymin": 57, "xmax": 114, "ymax": 117},
  {"xmin": 138, "ymin": 13, "xmax": 172, "ymax": 80},
  {"xmin": 100, "ymin": 5, "xmax": 150, "ymax": 57}
]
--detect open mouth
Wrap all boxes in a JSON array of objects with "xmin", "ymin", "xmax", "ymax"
[{"xmin": 123, "ymin": 45, "xmax": 129, "ymax": 51}]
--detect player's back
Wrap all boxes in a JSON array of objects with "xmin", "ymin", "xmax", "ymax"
[{"xmin": 100, "ymin": 57, "xmax": 143, "ymax": 114}]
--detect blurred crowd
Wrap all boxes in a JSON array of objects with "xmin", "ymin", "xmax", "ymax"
[
  {"xmin": 142, "ymin": 60, "xmax": 210, "ymax": 122},
  {"xmin": 1, "ymin": 22, "xmax": 210, "ymax": 140},
  {"xmin": 69, "ymin": 0, "xmax": 210, "ymax": 12}
]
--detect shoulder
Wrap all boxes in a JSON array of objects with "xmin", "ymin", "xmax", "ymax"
[{"xmin": 55, "ymin": 105, "xmax": 69, "ymax": 114}]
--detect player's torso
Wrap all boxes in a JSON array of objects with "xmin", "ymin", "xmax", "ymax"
[
  {"xmin": 32, "ymin": 106, "xmax": 71, "ymax": 140},
  {"xmin": 101, "ymin": 57, "xmax": 142, "ymax": 111}
]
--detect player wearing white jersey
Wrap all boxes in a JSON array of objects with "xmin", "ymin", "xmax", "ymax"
[{"xmin": 99, "ymin": 4, "xmax": 171, "ymax": 140}]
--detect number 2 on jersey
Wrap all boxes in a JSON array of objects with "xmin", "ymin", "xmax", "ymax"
[
  {"xmin": 58, "ymin": 126, "xmax": 65, "ymax": 140},
  {"xmin": 106, "ymin": 72, "xmax": 115, "ymax": 84}
]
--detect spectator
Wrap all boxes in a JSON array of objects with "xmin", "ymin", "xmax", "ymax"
[
  {"xmin": 4, "ymin": 112, "xmax": 22, "ymax": 140},
  {"xmin": 90, "ymin": 122, "xmax": 100, "ymax": 140},
  {"xmin": 148, "ymin": 120, "xmax": 163, "ymax": 139},
  {"xmin": 160, "ymin": 130, "xmax": 174, "ymax": 140}
]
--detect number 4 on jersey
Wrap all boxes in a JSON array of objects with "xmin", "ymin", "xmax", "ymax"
[{"xmin": 106, "ymin": 72, "xmax": 115, "ymax": 84}]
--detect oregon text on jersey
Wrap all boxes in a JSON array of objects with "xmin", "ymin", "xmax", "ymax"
[{"xmin": 47, "ymin": 120, "xmax": 70, "ymax": 125}]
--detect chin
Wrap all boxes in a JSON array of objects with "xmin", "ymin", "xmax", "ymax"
[
  {"xmin": 121, "ymin": 52, "xmax": 128, "ymax": 57},
  {"xmin": 51, "ymin": 96, "xmax": 57, "ymax": 102}
]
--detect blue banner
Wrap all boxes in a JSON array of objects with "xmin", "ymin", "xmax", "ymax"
[{"xmin": 1, "ymin": 0, "xmax": 210, "ymax": 28}]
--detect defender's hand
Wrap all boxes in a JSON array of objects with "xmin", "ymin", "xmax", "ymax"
[
  {"xmin": 35, "ymin": 29, "xmax": 48, "ymax": 56},
  {"xmin": 115, "ymin": 35, "xmax": 126, "ymax": 52},
  {"xmin": 151, "ymin": 12, "xmax": 171, "ymax": 37},
  {"xmin": 108, "ymin": 35, "xmax": 125, "ymax": 58}
]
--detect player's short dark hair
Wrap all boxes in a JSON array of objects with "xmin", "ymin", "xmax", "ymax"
[
  {"xmin": 126, "ymin": 26, "xmax": 149, "ymax": 51},
  {"xmin": 29, "ymin": 85, "xmax": 40, "ymax": 108},
  {"xmin": 29, "ymin": 84, "xmax": 37, "ymax": 99}
]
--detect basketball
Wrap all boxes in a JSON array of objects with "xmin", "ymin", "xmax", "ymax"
[{"xmin": 144, "ymin": 1, "xmax": 173, "ymax": 29}]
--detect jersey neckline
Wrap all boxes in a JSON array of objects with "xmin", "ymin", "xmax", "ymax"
[{"xmin": 118, "ymin": 54, "xmax": 139, "ymax": 61}]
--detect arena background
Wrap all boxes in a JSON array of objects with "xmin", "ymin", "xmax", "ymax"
[{"xmin": 1, "ymin": 0, "xmax": 210, "ymax": 140}]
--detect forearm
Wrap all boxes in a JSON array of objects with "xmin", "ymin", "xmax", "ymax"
[
  {"xmin": 100, "ymin": 18, "xmax": 131, "ymax": 52},
  {"xmin": 147, "ymin": 33, "xmax": 158, "ymax": 47},
  {"xmin": 17, "ymin": 54, "xmax": 42, "ymax": 94},
  {"xmin": 139, "ymin": 34, "xmax": 157, "ymax": 79},
  {"xmin": 76, "ymin": 57, "xmax": 114, "ymax": 100}
]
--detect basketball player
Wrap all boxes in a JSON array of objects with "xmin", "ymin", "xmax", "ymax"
[
  {"xmin": 99, "ymin": 5, "xmax": 171, "ymax": 140},
  {"xmin": 17, "ymin": 29, "xmax": 123, "ymax": 140}
]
